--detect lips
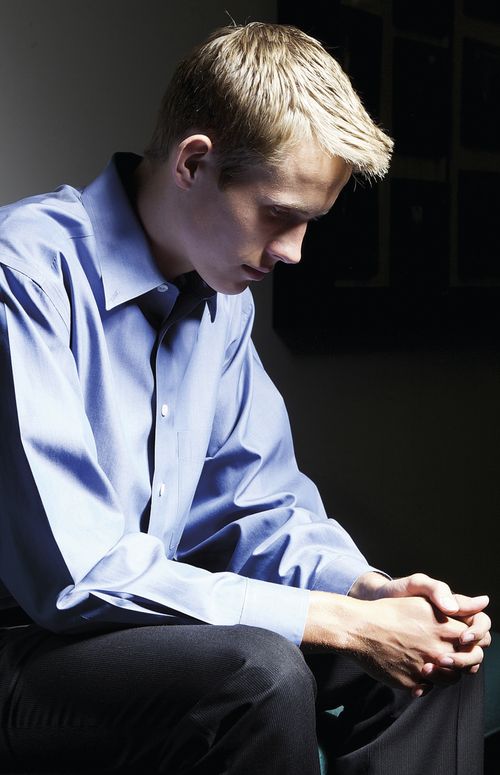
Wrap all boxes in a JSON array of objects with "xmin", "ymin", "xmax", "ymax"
[{"xmin": 242, "ymin": 264, "xmax": 273, "ymax": 281}]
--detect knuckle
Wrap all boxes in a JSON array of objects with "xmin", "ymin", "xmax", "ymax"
[
  {"xmin": 463, "ymin": 648, "xmax": 484, "ymax": 668},
  {"xmin": 448, "ymin": 621, "xmax": 467, "ymax": 638}
]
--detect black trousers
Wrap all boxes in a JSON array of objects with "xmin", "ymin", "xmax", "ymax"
[{"xmin": 0, "ymin": 623, "xmax": 484, "ymax": 774}]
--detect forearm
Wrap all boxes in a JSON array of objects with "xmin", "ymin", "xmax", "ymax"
[{"xmin": 301, "ymin": 590, "xmax": 359, "ymax": 652}]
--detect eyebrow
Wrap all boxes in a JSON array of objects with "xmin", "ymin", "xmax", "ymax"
[{"xmin": 266, "ymin": 200, "xmax": 331, "ymax": 219}]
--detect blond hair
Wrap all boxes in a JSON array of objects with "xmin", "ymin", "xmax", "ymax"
[{"xmin": 145, "ymin": 22, "xmax": 393, "ymax": 182}]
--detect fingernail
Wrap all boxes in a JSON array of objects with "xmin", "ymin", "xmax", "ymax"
[
  {"xmin": 461, "ymin": 632, "xmax": 475, "ymax": 643},
  {"xmin": 439, "ymin": 656, "xmax": 454, "ymax": 666},
  {"xmin": 414, "ymin": 688, "xmax": 424, "ymax": 698},
  {"xmin": 422, "ymin": 664, "xmax": 433, "ymax": 675}
]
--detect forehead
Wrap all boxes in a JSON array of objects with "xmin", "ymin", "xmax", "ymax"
[{"xmin": 253, "ymin": 144, "xmax": 351, "ymax": 214}]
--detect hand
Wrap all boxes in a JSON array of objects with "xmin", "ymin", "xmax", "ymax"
[
  {"xmin": 303, "ymin": 590, "xmax": 475, "ymax": 694},
  {"xmin": 350, "ymin": 571, "xmax": 491, "ymax": 692}
]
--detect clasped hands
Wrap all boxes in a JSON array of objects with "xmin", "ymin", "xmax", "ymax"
[
  {"xmin": 303, "ymin": 571, "xmax": 491, "ymax": 698},
  {"xmin": 349, "ymin": 571, "xmax": 491, "ymax": 697}
]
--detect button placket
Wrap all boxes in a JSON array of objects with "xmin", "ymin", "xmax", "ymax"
[{"xmin": 148, "ymin": 329, "xmax": 179, "ymax": 539}]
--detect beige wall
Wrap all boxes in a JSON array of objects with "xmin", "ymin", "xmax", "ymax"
[
  {"xmin": 1, "ymin": 0, "xmax": 498, "ymax": 624},
  {"xmin": 0, "ymin": 0, "xmax": 276, "ymax": 202}
]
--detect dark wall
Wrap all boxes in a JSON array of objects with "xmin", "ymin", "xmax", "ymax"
[{"xmin": 256, "ymin": 0, "xmax": 500, "ymax": 623}]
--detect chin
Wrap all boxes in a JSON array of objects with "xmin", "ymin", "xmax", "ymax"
[
  {"xmin": 211, "ymin": 278, "xmax": 249, "ymax": 295},
  {"xmin": 219, "ymin": 285, "xmax": 249, "ymax": 296}
]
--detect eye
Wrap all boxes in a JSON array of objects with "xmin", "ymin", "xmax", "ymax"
[
  {"xmin": 267, "ymin": 206, "xmax": 304, "ymax": 224},
  {"xmin": 268, "ymin": 206, "xmax": 288, "ymax": 219},
  {"xmin": 265, "ymin": 205, "xmax": 311, "ymax": 226}
]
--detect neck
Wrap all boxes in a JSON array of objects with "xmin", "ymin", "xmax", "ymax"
[{"xmin": 133, "ymin": 158, "xmax": 193, "ymax": 281}]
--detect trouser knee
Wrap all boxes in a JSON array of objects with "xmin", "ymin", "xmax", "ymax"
[
  {"xmin": 226, "ymin": 625, "xmax": 317, "ymax": 716},
  {"xmin": 162, "ymin": 626, "xmax": 319, "ymax": 774}
]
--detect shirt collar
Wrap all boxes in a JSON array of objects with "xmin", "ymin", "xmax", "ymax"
[{"xmin": 81, "ymin": 152, "xmax": 217, "ymax": 320}]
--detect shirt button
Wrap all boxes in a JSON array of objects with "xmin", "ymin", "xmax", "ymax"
[
  {"xmin": 157, "ymin": 283, "xmax": 169, "ymax": 293},
  {"xmin": 161, "ymin": 403, "xmax": 169, "ymax": 417},
  {"xmin": 158, "ymin": 483, "xmax": 166, "ymax": 497}
]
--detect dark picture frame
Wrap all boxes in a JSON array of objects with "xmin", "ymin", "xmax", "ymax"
[{"xmin": 274, "ymin": 0, "xmax": 500, "ymax": 350}]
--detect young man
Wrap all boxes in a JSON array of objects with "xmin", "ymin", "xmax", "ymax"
[{"xmin": 0, "ymin": 22, "xmax": 490, "ymax": 774}]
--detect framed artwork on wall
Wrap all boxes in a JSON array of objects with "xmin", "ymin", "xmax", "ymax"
[{"xmin": 274, "ymin": 0, "xmax": 500, "ymax": 350}]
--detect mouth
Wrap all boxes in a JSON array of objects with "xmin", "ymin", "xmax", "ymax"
[{"xmin": 242, "ymin": 264, "xmax": 272, "ymax": 281}]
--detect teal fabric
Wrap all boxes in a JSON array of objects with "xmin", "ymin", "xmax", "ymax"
[{"xmin": 318, "ymin": 706, "xmax": 344, "ymax": 773}]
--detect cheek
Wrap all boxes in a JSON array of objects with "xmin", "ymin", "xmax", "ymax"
[{"xmin": 230, "ymin": 215, "xmax": 264, "ymax": 251}]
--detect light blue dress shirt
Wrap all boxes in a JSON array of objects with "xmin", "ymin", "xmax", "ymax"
[{"xmin": 0, "ymin": 154, "xmax": 376, "ymax": 645}]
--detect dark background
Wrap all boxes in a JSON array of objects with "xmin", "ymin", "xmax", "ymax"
[
  {"xmin": 265, "ymin": 0, "xmax": 500, "ymax": 623},
  {"xmin": 275, "ymin": 0, "xmax": 500, "ymax": 350}
]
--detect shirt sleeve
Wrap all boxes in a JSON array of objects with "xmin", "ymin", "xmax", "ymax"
[
  {"xmin": 0, "ymin": 264, "xmax": 310, "ymax": 642},
  {"xmin": 178, "ymin": 291, "xmax": 383, "ymax": 630}
]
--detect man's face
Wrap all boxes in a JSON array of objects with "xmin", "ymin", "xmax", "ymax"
[{"xmin": 176, "ymin": 142, "xmax": 351, "ymax": 295}]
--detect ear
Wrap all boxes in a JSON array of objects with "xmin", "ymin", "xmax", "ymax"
[{"xmin": 174, "ymin": 134, "xmax": 213, "ymax": 190}]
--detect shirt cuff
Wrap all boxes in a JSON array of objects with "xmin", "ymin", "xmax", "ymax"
[
  {"xmin": 239, "ymin": 577, "xmax": 311, "ymax": 646},
  {"xmin": 311, "ymin": 554, "xmax": 390, "ymax": 596}
]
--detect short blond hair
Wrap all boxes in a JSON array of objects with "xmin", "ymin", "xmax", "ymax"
[{"xmin": 145, "ymin": 22, "xmax": 393, "ymax": 182}]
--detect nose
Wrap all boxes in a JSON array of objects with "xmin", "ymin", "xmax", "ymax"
[{"xmin": 269, "ymin": 222, "xmax": 307, "ymax": 266}]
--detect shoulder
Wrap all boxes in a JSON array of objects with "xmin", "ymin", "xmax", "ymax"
[
  {"xmin": 0, "ymin": 185, "xmax": 91, "ymax": 285},
  {"xmin": 0, "ymin": 186, "xmax": 96, "ymax": 328}
]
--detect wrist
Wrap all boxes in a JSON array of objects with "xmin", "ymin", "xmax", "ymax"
[
  {"xmin": 348, "ymin": 571, "xmax": 388, "ymax": 601},
  {"xmin": 302, "ymin": 590, "xmax": 364, "ymax": 652}
]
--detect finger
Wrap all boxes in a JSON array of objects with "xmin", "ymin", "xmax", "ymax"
[
  {"xmin": 437, "ymin": 646, "xmax": 484, "ymax": 671},
  {"xmin": 451, "ymin": 594, "xmax": 490, "ymax": 617},
  {"xmin": 459, "ymin": 632, "xmax": 491, "ymax": 652},
  {"xmin": 478, "ymin": 632, "xmax": 492, "ymax": 649},
  {"xmin": 457, "ymin": 614, "xmax": 475, "ymax": 628},
  {"xmin": 458, "ymin": 613, "xmax": 492, "ymax": 646},
  {"xmin": 461, "ymin": 658, "xmax": 487, "ymax": 675},
  {"xmin": 412, "ymin": 680, "xmax": 435, "ymax": 697},
  {"xmin": 399, "ymin": 573, "xmax": 459, "ymax": 614}
]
